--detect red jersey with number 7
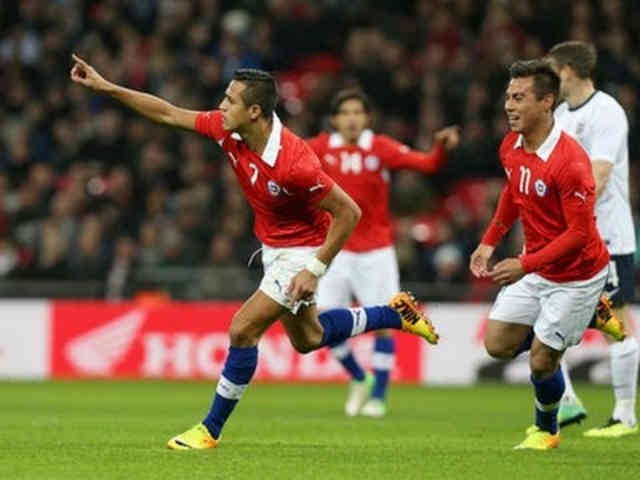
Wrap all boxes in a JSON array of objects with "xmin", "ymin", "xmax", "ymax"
[
  {"xmin": 481, "ymin": 123, "xmax": 609, "ymax": 282},
  {"xmin": 195, "ymin": 111, "xmax": 335, "ymax": 248}
]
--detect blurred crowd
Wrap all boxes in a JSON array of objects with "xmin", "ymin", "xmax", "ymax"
[{"xmin": 1, "ymin": 0, "xmax": 639, "ymax": 299}]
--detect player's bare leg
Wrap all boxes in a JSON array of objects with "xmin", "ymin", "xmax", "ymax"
[
  {"xmin": 279, "ymin": 304, "xmax": 325, "ymax": 353},
  {"xmin": 484, "ymin": 320, "xmax": 534, "ymax": 360},
  {"xmin": 169, "ymin": 291, "xmax": 284, "ymax": 449}
]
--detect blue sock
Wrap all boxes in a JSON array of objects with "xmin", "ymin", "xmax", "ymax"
[
  {"xmin": 319, "ymin": 306, "xmax": 401, "ymax": 347},
  {"xmin": 371, "ymin": 336, "xmax": 395, "ymax": 400},
  {"xmin": 512, "ymin": 329, "xmax": 534, "ymax": 358},
  {"xmin": 330, "ymin": 341, "xmax": 365, "ymax": 381},
  {"xmin": 531, "ymin": 367, "xmax": 565, "ymax": 434},
  {"xmin": 202, "ymin": 346, "xmax": 258, "ymax": 439}
]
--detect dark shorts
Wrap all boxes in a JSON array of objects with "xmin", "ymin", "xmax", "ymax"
[{"xmin": 605, "ymin": 254, "xmax": 635, "ymax": 308}]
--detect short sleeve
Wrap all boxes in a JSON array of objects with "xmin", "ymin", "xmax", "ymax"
[
  {"xmin": 195, "ymin": 110, "xmax": 227, "ymax": 142},
  {"xmin": 589, "ymin": 104, "xmax": 628, "ymax": 164},
  {"xmin": 285, "ymin": 142, "xmax": 335, "ymax": 204}
]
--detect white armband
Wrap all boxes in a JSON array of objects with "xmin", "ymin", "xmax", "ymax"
[{"xmin": 305, "ymin": 257, "xmax": 327, "ymax": 278}]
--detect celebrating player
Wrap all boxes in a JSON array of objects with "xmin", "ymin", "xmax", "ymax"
[
  {"xmin": 548, "ymin": 41, "xmax": 638, "ymax": 437},
  {"xmin": 70, "ymin": 54, "xmax": 439, "ymax": 450},
  {"xmin": 307, "ymin": 89, "xmax": 459, "ymax": 417},
  {"xmin": 470, "ymin": 59, "xmax": 612, "ymax": 450}
]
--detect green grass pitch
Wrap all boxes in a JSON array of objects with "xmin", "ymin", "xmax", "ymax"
[{"xmin": 0, "ymin": 381, "xmax": 637, "ymax": 479}]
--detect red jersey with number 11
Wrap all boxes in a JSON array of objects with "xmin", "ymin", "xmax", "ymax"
[{"xmin": 481, "ymin": 123, "xmax": 609, "ymax": 282}]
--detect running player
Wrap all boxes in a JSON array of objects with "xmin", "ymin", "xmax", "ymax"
[
  {"xmin": 307, "ymin": 89, "xmax": 459, "ymax": 417},
  {"xmin": 70, "ymin": 54, "xmax": 439, "ymax": 449},
  {"xmin": 470, "ymin": 59, "xmax": 610, "ymax": 450},
  {"xmin": 548, "ymin": 41, "xmax": 638, "ymax": 437}
]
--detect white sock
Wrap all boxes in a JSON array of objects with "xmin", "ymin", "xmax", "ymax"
[
  {"xmin": 610, "ymin": 337, "xmax": 639, "ymax": 426},
  {"xmin": 560, "ymin": 358, "xmax": 578, "ymax": 404}
]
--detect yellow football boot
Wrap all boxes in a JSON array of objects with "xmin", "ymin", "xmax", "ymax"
[
  {"xmin": 514, "ymin": 429, "xmax": 559, "ymax": 450},
  {"xmin": 584, "ymin": 419, "xmax": 638, "ymax": 438},
  {"xmin": 168, "ymin": 423, "xmax": 219, "ymax": 450},
  {"xmin": 594, "ymin": 295, "xmax": 626, "ymax": 341},
  {"xmin": 389, "ymin": 292, "xmax": 438, "ymax": 344}
]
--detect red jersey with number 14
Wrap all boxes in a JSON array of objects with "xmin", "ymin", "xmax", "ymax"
[
  {"xmin": 481, "ymin": 123, "xmax": 609, "ymax": 282},
  {"xmin": 307, "ymin": 130, "xmax": 446, "ymax": 252},
  {"xmin": 196, "ymin": 111, "xmax": 335, "ymax": 248}
]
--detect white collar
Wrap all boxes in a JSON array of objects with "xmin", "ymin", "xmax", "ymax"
[
  {"xmin": 261, "ymin": 113, "xmax": 282, "ymax": 167},
  {"xmin": 230, "ymin": 113, "xmax": 282, "ymax": 167},
  {"xmin": 327, "ymin": 129, "xmax": 374, "ymax": 150},
  {"xmin": 513, "ymin": 121, "xmax": 562, "ymax": 162}
]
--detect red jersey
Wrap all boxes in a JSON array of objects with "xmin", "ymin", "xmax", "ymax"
[
  {"xmin": 307, "ymin": 130, "xmax": 446, "ymax": 252},
  {"xmin": 195, "ymin": 111, "xmax": 335, "ymax": 247},
  {"xmin": 481, "ymin": 124, "xmax": 609, "ymax": 282}
]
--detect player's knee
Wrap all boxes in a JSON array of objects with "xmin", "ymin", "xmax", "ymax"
[
  {"xmin": 290, "ymin": 338, "xmax": 315, "ymax": 354},
  {"xmin": 228, "ymin": 323, "xmax": 257, "ymax": 348},
  {"xmin": 529, "ymin": 353, "xmax": 556, "ymax": 379},
  {"xmin": 484, "ymin": 336, "xmax": 514, "ymax": 359},
  {"xmin": 290, "ymin": 332, "xmax": 323, "ymax": 354}
]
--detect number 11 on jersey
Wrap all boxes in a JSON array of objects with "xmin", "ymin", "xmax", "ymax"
[{"xmin": 519, "ymin": 166, "xmax": 531, "ymax": 194}]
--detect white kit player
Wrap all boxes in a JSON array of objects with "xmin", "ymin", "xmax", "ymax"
[
  {"xmin": 549, "ymin": 41, "xmax": 638, "ymax": 437},
  {"xmin": 307, "ymin": 89, "xmax": 460, "ymax": 417}
]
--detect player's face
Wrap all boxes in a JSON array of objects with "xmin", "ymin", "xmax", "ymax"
[
  {"xmin": 504, "ymin": 77, "xmax": 546, "ymax": 134},
  {"xmin": 332, "ymin": 99, "xmax": 369, "ymax": 143},
  {"xmin": 219, "ymin": 81, "xmax": 251, "ymax": 130}
]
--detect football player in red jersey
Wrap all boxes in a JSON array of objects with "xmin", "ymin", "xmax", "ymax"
[
  {"xmin": 307, "ymin": 90, "xmax": 460, "ymax": 417},
  {"xmin": 470, "ymin": 59, "xmax": 611, "ymax": 450},
  {"xmin": 71, "ymin": 54, "xmax": 439, "ymax": 449}
]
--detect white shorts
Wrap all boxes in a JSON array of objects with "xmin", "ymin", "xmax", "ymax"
[
  {"xmin": 489, "ymin": 266, "xmax": 608, "ymax": 351},
  {"xmin": 316, "ymin": 246, "xmax": 400, "ymax": 308},
  {"xmin": 259, "ymin": 244, "xmax": 319, "ymax": 314}
]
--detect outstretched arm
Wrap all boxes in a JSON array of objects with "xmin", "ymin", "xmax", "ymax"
[
  {"xmin": 70, "ymin": 53, "xmax": 201, "ymax": 130},
  {"xmin": 379, "ymin": 126, "xmax": 460, "ymax": 173}
]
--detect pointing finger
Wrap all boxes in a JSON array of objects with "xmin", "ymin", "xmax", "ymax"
[{"xmin": 72, "ymin": 53, "xmax": 89, "ymax": 68}]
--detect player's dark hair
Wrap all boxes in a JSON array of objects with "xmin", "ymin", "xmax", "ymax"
[
  {"xmin": 330, "ymin": 88, "xmax": 371, "ymax": 115},
  {"xmin": 509, "ymin": 59, "xmax": 560, "ymax": 105},
  {"xmin": 547, "ymin": 41, "xmax": 597, "ymax": 79},
  {"xmin": 232, "ymin": 69, "xmax": 278, "ymax": 117}
]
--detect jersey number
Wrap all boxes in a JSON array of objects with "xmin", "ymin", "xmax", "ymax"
[
  {"xmin": 519, "ymin": 166, "xmax": 531, "ymax": 195},
  {"xmin": 249, "ymin": 162, "xmax": 259, "ymax": 185}
]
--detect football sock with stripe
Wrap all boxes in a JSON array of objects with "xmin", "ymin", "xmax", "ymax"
[
  {"xmin": 330, "ymin": 341, "xmax": 366, "ymax": 381},
  {"xmin": 371, "ymin": 336, "xmax": 395, "ymax": 400},
  {"xmin": 319, "ymin": 307, "xmax": 402, "ymax": 347},
  {"xmin": 203, "ymin": 346, "xmax": 258, "ymax": 439},
  {"xmin": 531, "ymin": 367, "xmax": 565, "ymax": 434}
]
